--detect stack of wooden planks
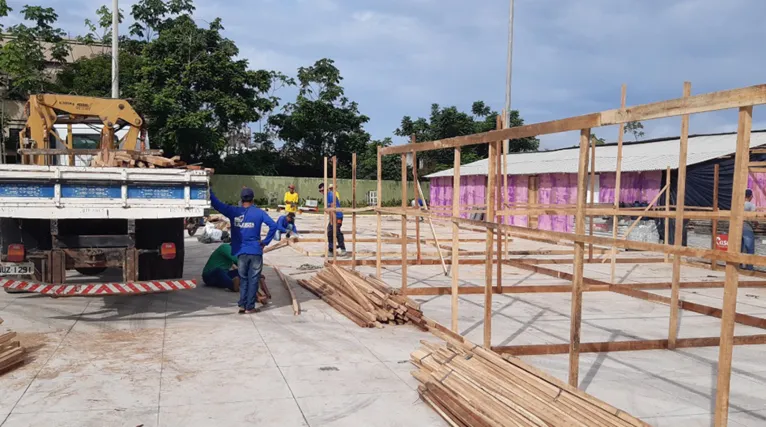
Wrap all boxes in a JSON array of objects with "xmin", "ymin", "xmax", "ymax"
[
  {"xmin": 0, "ymin": 317, "xmax": 25, "ymax": 374},
  {"xmin": 298, "ymin": 264, "xmax": 425, "ymax": 329},
  {"xmin": 90, "ymin": 150, "xmax": 211, "ymax": 171},
  {"xmin": 411, "ymin": 339, "xmax": 648, "ymax": 427}
]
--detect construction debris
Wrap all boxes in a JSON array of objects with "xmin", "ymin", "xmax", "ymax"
[
  {"xmin": 298, "ymin": 265, "xmax": 425, "ymax": 329},
  {"xmin": 411, "ymin": 339, "xmax": 648, "ymax": 427},
  {"xmin": 0, "ymin": 317, "xmax": 25, "ymax": 374}
]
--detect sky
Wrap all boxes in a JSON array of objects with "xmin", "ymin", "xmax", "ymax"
[{"xmin": 8, "ymin": 0, "xmax": 766, "ymax": 149}]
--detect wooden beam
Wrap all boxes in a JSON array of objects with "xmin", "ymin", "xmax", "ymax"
[
  {"xmin": 712, "ymin": 163, "xmax": 720, "ymax": 270},
  {"xmin": 352, "ymin": 153, "xmax": 357, "ymax": 270},
  {"xmin": 451, "ymin": 147, "xmax": 461, "ymax": 332},
  {"xmin": 495, "ymin": 117, "xmax": 503, "ymax": 294},
  {"xmin": 664, "ymin": 166, "xmax": 671, "ymax": 263},
  {"xmin": 380, "ymin": 84, "xmax": 766, "ymax": 156},
  {"xmin": 324, "ymin": 157, "xmax": 329, "ymax": 262},
  {"xmin": 610, "ymin": 84, "xmax": 627, "ymax": 284},
  {"xmin": 493, "ymin": 334, "xmax": 766, "ymax": 356},
  {"xmin": 484, "ymin": 140, "xmax": 496, "ymax": 348},
  {"xmin": 716, "ymin": 106, "xmax": 753, "ymax": 427},
  {"xmin": 569, "ymin": 128, "xmax": 591, "ymax": 387},
  {"xmin": 669, "ymin": 82, "xmax": 691, "ymax": 349},
  {"xmin": 401, "ymin": 153, "xmax": 408, "ymax": 295},
  {"xmin": 405, "ymin": 284, "xmax": 611, "ymax": 296},
  {"xmin": 411, "ymin": 135, "xmax": 421, "ymax": 263},
  {"xmin": 588, "ymin": 128, "xmax": 596, "ymax": 261},
  {"xmin": 376, "ymin": 147, "xmax": 383, "ymax": 278},
  {"xmin": 501, "ymin": 112, "xmax": 510, "ymax": 293},
  {"xmin": 333, "ymin": 258, "xmax": 488, "ymax": 267},
  {"xmin": 333, "ymin": 156, "xmax": 338, "ymax": 265}
]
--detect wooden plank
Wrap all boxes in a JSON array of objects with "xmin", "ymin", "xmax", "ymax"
[
  {"xmin": 664, "ymin": 166, "xmax": 671, "ymax": 263},
  {"xmin": 451, "ymin": 147, "xmax": 461, "ymax": 332},
  {"xmin": 411, "ymin": 135, "xmax": 421, "ymax": 263},
  {"xmin": 712, "ymin": 163, "xmax": 720, "ymax": 270},
  {"xmin": 610, "ymin": 84, "xmax": 627, "ymax": 284},
  {"xmin": 493, "ymin": 334, "xmax": 766, "ymax": 356},
  {"xmin": 569, "ymin": 128, "xmax": 591, "ymax": 387},
  {"xmin": 324, "ymin": 157, "xmax": 329, "ymax": 262},
  {"xmin": 332, "ymin": 156, "xmax": 338, "ymax": 265},
  {"xmin": 495, "ymin": 115, "xmax": 503, "ymax": 294},
  {"xmin": 405, "ymin": 285, "xmax": 611, "ymax": 296},
  {"xmin": 715, "ymin": 106, "xmax": 753, "ymax": 427},
  {"xmin": 484, "ymin": 140, "xmax": 496, "ymax": 348},
  {"xmin": 352, "ymin": 153, "xmax": 357, "ymax": 270},
  {"xmin": 401, "ymin": 153, "xmax": 408, "ymax": 295},
  {"xmin": 380, "ymin": 85, "xmax": 766, "ymax": 156},
  {"xmin": 376, "ymin": 147, "xmax": 383, "ymax": 278},
  {"xmin": 588, "ymin": 127, "xmax": 596, "ymax": 261},
  {"xmin": 274, "ymin": 267, "xmax": 300, "ymax": 315},
  {"xmin": 669, "ymin": 82, "xmax": 692, "ymax": 349}
]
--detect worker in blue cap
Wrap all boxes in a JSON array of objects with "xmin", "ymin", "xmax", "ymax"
[
  {"xmin": 742, "ymin": 188, "xmax": 757, "ymax": 270},
  {"xmin": 210, "ymin": 187, "xmax": 282, "ymax": 313}
]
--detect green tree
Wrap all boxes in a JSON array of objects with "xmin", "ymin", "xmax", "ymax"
[
  {"xmin": 0, "ymin": 3, "xmax": 70, "ymax": 99},
  {"xmin": 356, "ymin": 137, "xmax": 403, "ymax": 181},
  {"xmin": 78, "ymin": 5, "xmax": 124, "ymax": 45},
  {"xmin": 56, "ymin": 50, "xmax": 142, "ymax": 97},
  {"xmin": 624, "ymin": 120, "xmax": 645, "ymax": 141},
  {"xmin": 268, "ymin": 58, "xmax": 371, "ymax": 178},
  {"xmin": 395, "ymin": 102, "xmax": 538, "ymax": 175},
  {"xmin": 126, "ymin": 0, "xmax": 281, "ymax": 161},
  {"xmin": 591, "ymin": 133, "xmax": 606, "ymax": 145}
]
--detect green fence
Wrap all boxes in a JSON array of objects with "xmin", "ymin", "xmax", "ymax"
[{"xmin": 211, "ymin": 175, "xmax": 428, "ymax": 207}]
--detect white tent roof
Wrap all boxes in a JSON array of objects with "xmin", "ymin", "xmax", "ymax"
[{"xmin": 425, "ymin": 132, "xmax": 766, "ymax": 179}]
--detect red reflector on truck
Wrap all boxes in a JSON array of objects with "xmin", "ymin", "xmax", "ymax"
[
  {"xmin": 160, "ymin": 243, "xmax": 176, "ymax": 260},
  {"xmin": 7, "ymin": 244, "xmax": 25, "ymax": 262}
]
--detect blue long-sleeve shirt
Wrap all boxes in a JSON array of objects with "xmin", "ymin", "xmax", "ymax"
[
  {"xmin": 210, "ymin": 191, "xmax": 278, "ymax": 256},
  {"xmin": 276, "ymin": 215, "xmax": 297, "ymax": 234},
  {"xmin": 326, "ymin": 190, "xmax": 342, "ymax": 219}
]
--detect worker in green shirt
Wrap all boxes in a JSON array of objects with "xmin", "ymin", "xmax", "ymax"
[{"xmin": 201, "ymin": 243, "xmax": 240, "ymax": 292}]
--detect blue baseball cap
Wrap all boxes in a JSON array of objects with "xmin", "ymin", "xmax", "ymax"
[
  {"xmin": 746, "ymin": 189, "xmax": 753, "ymax": 198},
  {"xmin": 241, "ymin": 187, "xmax": 254, "ymax": 200}
]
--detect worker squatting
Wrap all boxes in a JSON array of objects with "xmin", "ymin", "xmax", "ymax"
[{"xmin": 203, "ymin": 183, "xmax": 348, "ymax": 313}]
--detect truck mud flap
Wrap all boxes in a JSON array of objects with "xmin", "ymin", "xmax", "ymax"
[{"xmin": 0, "ymin": 278, "xmax": 196, "ymax": 296}]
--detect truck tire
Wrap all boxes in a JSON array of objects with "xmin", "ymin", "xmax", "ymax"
[
  {"xmin": 137, "ymin": 218, "xmax": 185, "ymax": 281},
  {"xmin": 75, "ymin": 267, "xmax": 108, "ymax": 276}
]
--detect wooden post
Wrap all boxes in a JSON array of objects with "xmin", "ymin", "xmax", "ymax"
[
  {"xmin": 588, "ymin": 129, "xmax": 596, "ymax": 261},
  {"xmin": 411, "ymin": 135, "xmax": 421, "ymax": 263},
  {"xmin": 376, "ymin": 147, "xmax": 383, "ymax": 278},
  {"xmin": 401, "ymin": 153, "xmax": 408, "ymax": 295},
  {"xmin": 67, "ymin": 123, "xmax": 74, "ymax": 166},
  {"xmin": 484, "ymin": 140, "xmax": 496, "ymax": 348},
  {"xmin": 712, "ymin": 163, "xmax": 720, "ymax": 271},
  {"xmin": 668, "ymin": 82, "xmax": 692, "ymax": 349},
  {"xmin": 352, "ymin": 153, "xmax": 357, "ymax": 270},
  {"xmin": 610, "ymin": 85, "xmax": 627, "ymax": 284},
  {"xmin": 451, "ymin": 148, "xmax": 461, "ymax": 332},
  {"xmin": 714, "ymin": 105, "xmax": 752, "ymax": 426},
  {"xmin": 569, "ymin": 128, "xmax": 591, "ymax": 387},
  {"xmin": 332, "ymin": 156, "xmax": 338, "ymax": 265},
  {"xmin": 665, "ymin": 166, "xmax": 671, "ymax": 263},
  {"xmin": 496, "ymin": 116, "xmax": 503, "ymax": 293},
  {"xmin": 502, "ymin": 112, "xmax": 510, "ymax": 278},
  {"xmin": 324, "ymin": 157, "xmax": 329, "ymax": 262}
]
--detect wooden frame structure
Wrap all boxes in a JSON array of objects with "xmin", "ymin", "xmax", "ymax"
[{"xmin": 366, "ymin": 83, "xmax": 766, "ymax": 427}]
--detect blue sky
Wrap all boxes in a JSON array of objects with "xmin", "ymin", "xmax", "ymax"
[{"xmin": 11, "ymin": 0, "xmax": 766, "ymax": 149}]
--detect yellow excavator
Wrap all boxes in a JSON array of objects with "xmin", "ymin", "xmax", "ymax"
[{"xmin": 18, "ymin": 94, "xmax": 148, "ymax": 165}]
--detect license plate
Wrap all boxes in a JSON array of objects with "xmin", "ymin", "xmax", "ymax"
[{"xmin": 0, "ymin": 262, "xmax": 34, "ymax": 275}]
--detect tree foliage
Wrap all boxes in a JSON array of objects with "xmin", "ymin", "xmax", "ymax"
[
  {"xmin": 0, "ymin": 3, "xmax": 70, "ymax": 99},
  {"xmin": 624, "ymin": 120, "xmax": 645, "ymax": 141},
  {"xmin": 395, "ymin": 102, "xmax": 539, "ymax": 175}
]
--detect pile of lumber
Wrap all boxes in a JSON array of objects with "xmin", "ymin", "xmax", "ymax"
[
  {"xmin": 90, "ymin": 150, "xmax": 210, "ymax": 171},
  {"xmin": 411, "ymin": 339, "xmax": 647, "ymax": 427},
  {"xmin": 298, "ymin": 264, "xmax": 425, "ymax": 329},
  {"xmin": 0, "ymin": 317, "xmax": 25, "ymax": 374}
]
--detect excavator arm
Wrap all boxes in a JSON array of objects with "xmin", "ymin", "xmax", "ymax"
[{"xmin": 19, "ymin": 94, "xmax": 146, "ymax": 165}]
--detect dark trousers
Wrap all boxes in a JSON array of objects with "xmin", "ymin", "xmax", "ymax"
[
  {"xmin": 202, "ymin": 268, "xmax": 238, "ymax": 291},
  {"xmin": 327, "ymin": 218, "xmax": 346, "ymax": 251},
  {"xmin": 237, "ymin": 254, "xmax": 263, "ymax": 310}
]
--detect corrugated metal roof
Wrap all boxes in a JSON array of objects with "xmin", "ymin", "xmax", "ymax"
[{"xmin": 425, "ymin": 131, "xmax": 766, "ymax": 179}]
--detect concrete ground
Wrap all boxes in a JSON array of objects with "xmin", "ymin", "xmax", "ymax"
[{"xmin": 2, "ymin": 213, "xmax": 766, "ymax": 426}]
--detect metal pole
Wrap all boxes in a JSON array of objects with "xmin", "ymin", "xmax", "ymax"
[
  {"xmin": 111, "ymin": 0, "xmax": 119, "ymax": 98},
  {"xmin": 503, "ymin": 0, "xmax": 515, "ymax": 145}
]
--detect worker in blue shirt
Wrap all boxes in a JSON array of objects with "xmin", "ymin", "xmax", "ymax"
[
  {"xmin": 210, "ymin": 187, "xmax": 279, "ymax": 314},
  {"xmin": 318, "ymin": 183, "xmax": 347, "ymax": 256},
  {"xmin": 275, "ymin": 212, "xmax": 300, "ymax": 241}
]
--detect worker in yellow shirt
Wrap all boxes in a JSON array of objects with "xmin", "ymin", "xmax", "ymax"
[{"xmin": 284, "ymin": 184, "xmax": 299, "ymax": 214}]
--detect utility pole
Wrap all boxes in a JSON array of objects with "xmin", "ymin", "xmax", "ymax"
[
  {"xmin": 503, "ymin": 0, "xmax": 515, "ymax": 151},
  {"xmin": 111, "ymin": 0, "xmax": 119, "ymax": 98}
]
